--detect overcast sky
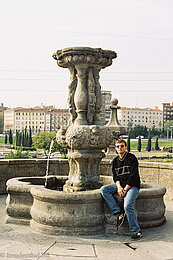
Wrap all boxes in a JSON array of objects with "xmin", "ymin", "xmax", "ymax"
[{"xmin": 0, "ymin": 0, "xmax": 173, "ymax": 109}]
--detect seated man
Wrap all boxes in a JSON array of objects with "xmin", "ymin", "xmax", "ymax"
[{"xmin": 101, "ymin": 139, "xmax": 142, "ymax": 240}]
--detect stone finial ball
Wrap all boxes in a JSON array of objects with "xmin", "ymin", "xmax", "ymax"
[{"xmin": 111, "ymin": 98, "xmax": 118, "ymax": 106}]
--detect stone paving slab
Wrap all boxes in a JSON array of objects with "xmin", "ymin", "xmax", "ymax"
[
  {"xmin": 134, "ymin": 241, "xmax": 173, "ymax": 260},
  {"xmin": 45, "ymin": 242, "xmax": 96, "ymax": 258},
  {"xmin": 0, "ymin": 195, "xmax": 173, "ymax": 260}
]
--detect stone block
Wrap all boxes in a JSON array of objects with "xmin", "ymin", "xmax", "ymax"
[
  {"xmin": 8, "ymin": 160, "xmax": 36, "ymax": 179},
  {"xmin": 0, "ymin": 160, "xmax": 9, "ymax": 194}
]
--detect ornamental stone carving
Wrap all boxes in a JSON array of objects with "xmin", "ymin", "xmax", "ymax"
[
  {"xmin": 53, "ymin": 47, "xmax": 117, "ymax": 125},
  {"xmin": 53, "ymin": 47, "xmax": 117, "ymax": 191},
  {"xmin": 56, "ymin": 125, "xmax": 113, "ymax": 150}
]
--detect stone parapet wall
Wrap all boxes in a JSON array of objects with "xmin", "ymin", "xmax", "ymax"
[
  {"xmin": 0, "ymin": 159, "xmax": 172, "ymax": 200},
  {"xmin": 100, "ymin": 160, "xmax": 173, "ymax": 201},
  {"xmin": 0, "ymin": 159, "xmax": 69, "ymax": 194}
]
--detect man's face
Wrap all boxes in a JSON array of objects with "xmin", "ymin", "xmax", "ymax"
[{"xmin": 115, "ymin": 142, "xmax": 127, "ymax": 155}]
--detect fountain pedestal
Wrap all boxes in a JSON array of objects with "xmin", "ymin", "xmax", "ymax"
[{"xmin": 53, "ymin": 47, "xmax": 117, "ymax": 191}]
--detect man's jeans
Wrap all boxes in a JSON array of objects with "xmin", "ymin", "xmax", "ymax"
[{"xmin": 100, "ymin": 184, "xmax": 140, "ymax": 234}]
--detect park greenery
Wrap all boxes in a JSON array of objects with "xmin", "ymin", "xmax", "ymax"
[
  {"xmin": 33, "ymin": 131, "xmax": 67, "ymax": 157},
  {"xmin": 1, "ymin": 122, "xmax": 172, "ymax": 160},
  {"xmin": 126, "ymin": 123, "xmax": 173, "ymax": 139},
  {"xmin": 129, "ymin": 140, "xmax": 172, "ymax": 151},
  {"xmin": 6, "ymin": 148, "xmax": 29, "ymax": 159},
  {"xmin": 3, "ymin": 129, "xmax": 67, "ymax": 159}
]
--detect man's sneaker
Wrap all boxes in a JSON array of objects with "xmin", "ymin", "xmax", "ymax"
[
  {"xmin": 117, "ymin": 212, "xmax": 125, "ymax": 228},
  {"xmin": 131, "ymin": 231, "xmax": 143, "ymax": 240}
]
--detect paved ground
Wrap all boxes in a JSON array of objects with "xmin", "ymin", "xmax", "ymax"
[{"xmin": 0, "ymin": 195, "xmax": 173, "ymax": 260}]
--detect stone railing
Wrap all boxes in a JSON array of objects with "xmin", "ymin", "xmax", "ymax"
[{"xmin": 0, "ymin": 159, "xmax": 172, "ymax": 200}]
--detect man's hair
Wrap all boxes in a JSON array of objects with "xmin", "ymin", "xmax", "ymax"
[{"xmin": 115, "ymin": 139, "xmax": 127, "ymax": 146}]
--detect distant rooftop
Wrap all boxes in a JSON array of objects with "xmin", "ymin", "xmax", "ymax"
[{"xmin": 120, "ymin": 107, "xmax": 162, "ymax": 112}]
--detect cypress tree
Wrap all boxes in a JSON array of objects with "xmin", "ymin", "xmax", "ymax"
[
  {"xmin": 29, "ymin": 127, "xmax": 32, "ymax": 147},
  {"xmin": 137, "ymin": 136, "xmax": 141, "ymax": 152},
  {"xmin": 9, "ymin": 129, "xmax": 13, "ymax": 145},
  {"xmin": 22, "ymin": 131, "xmax": 25, "ymax": 147},
  {"xmin": 24, "ymin": 127, "xmax": 27, "ymax": 147},
  {"xmin": 5, "ymin": 134, "xmax": 7, "ymax": 144},
  {"xmin": 127, "ymin": 133, "xmax": 131, "ymax": 152},
  {"xmin": 16, "ymin": 130, "xmax": 19, "ymax": 146},
  {"xmin": 19, "ymin": 132, "xmax": 22, "ymax": 146},
  {"xmin": 155, "ymin": 136, "xmax": 159, "ymax": 151},
  {"xmin": 26, "ymin": 132, "xmax": 29, "ymax": 147},
  {"xmin": 147, "ymin": 132, "xmax": 151, "ymax": 152},
  {"xmin": 16, "ymin": 130, "xmax": 18, "ymax": 146}
]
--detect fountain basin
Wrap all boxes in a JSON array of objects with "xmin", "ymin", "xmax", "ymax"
[
  {"xmin": 30, "ymin": 185, "xmax": 104, "ymax": 235},
  {"xmin": 6, "ymin": 176, "xmax": 65, "ymax": 225},
  {"xmin": 101, "ymin": 176, "xmax": 166, "ymax": 234},
  {"xmin": 6, "ymin": 176, "xmax": 166, "ymax": 235}
]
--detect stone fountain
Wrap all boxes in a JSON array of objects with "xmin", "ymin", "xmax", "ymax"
[{"xmin": 6, "ymin": 47, "xmax": 166, "ymax": 236}]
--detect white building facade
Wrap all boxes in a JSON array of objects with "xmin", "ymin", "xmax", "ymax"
[
  {"xmin": 4, "ymin": 106, "xmax": 70, "ymax": 134},
  {"xmin": 117, "ymin": 107, "xmax": 163, "ymax": 130},
  {"xmin": 4, "ymin": 108, "xmax": 46, "ymax": 133}
]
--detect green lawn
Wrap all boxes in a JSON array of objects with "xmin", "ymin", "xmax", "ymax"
[
  {"xmin": 143, "ymin": 158, "xmax": 173, "ymax": 163},
  {"xmin": 130, "ymin": 140, "xmax": 172, "ymax": 151}
]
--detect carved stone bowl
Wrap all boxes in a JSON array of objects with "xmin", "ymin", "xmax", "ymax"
[{"xmin": 6, "ymin": 175, "xmax": 166, "ymax": 235}]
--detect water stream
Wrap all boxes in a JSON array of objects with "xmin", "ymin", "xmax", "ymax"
[{"xmin": 45, "ymin": 137, "xmax": 56, "ymax": 187}]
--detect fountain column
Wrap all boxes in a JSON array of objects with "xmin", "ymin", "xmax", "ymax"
[
  {"xmin": 74, "ymin": 65, "xmax": 88, "ymax": 125},
  {"xmin": 53, "ymin": 47, "xmax": 117, "ymax": 191}
]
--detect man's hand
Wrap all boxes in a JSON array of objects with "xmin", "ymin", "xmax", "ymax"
[
  {"xmin": 117, "ymin": 186, "xmax": 124, "ymax": 197},
  {"xmin": 122, "ymin": 189, "xmax": 127, "ymax": 197}
]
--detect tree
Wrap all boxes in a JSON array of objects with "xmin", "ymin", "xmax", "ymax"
[
  {"xmin": 26, "ymin": 132, "xmax": 29, "ymax": 147},
  {"xmin": 28, "ymin": 127, "xmax": 32, "ymax": 147},
  {"xmin": 147, "ymin": 132, "xmax": 151, "ymax": 152},
  {"xmin": 155, "ymin": 136, "xmax": 160, "ymax": 151},
  {"xmin": 24, "ymin": 127, "xmax": 27, "ymax": 147},
  {"xmin": 33, "ymin": 131, "xmax": 67, "ymax": 157},
  {"xmin": 129, "ymin": 125, "xmax": 148, "ymax": 139},
  {"xmin": 22, "ymin": 131, "xmax": 25, "ymax": 147},
  {"xmin": 16, "ymin": 130, "xmax": 18, "ymax": 146},
  {"xmin": 164, "ymin": 121, "xmax": 173, "ymax": 132},
  {"xmin": 9, "ymin": 129, "xmax": 13, "ymax": 145},
  {"xmin": 137, "ymin": 136, "xmax": 141, "ymax": 152},
  {"xmin": 0, "ymin": 118, "xmax": 3, "ymax": 134},
  {"xmin": 18, "ymin": 132, "xmax": 22, "ymax": 146},
  {"xmin": 164, "ymin": 121, "xmax": 173, "ymax": 138},
  {"xmin": 16, "ymin": 130, "xmax": 20, "ymax": 146},
  {"xmin": 150, "ymin": 126, "xmax": 162, "ymax": 138},
  {"xmin": 5, "ymin": 134, "xmax": 7, "ymax": 144},
  {"xmin": 127, "ymin": 121, "xmax": 133, "ymax": 134},
  {"xmin": 127, "ymin": 133, "xmax": 131, "ymax": 152}
]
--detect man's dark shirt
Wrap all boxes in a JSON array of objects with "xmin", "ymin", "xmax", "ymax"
[{"xmin": 112, "ymin": 152, "xmax": 140, "ymax": 189}]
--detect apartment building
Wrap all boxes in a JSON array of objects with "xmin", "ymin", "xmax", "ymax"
[
  {"xmin": 117, "ymin": 107, "xmax": 163, "ymax": 130},
  {"xmin": 4, "ymin": 107, "xmax": 46, "ymax": 133},
  {"xmin": 0, "ymin": 103, "xmax": 8, "ymax": 131},
  {"xmin": 159, "ymin": 102, "xmax": 173, "ymax": 127},
  {"xmin": 101, "ymin": 90, "xmax": 112, "ymax": 125},
  {"xmin": 45, "ymin": 108, "xmax": 70, "ymax": 132},
  {"xmin": 4, "ymin": 106, "xmax": 70, "ymax": 134}
]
